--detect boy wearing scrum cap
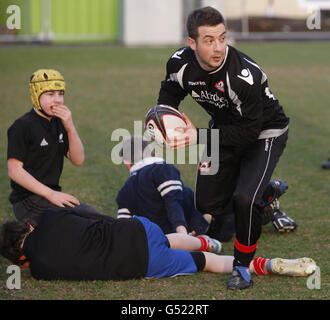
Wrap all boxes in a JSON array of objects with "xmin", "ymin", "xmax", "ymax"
[{"xmin": 7, "ymin": 69, "xmax": 99, "ymax": 225}]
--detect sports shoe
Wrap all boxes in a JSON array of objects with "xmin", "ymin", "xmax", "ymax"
[
  {"xmin": 262, "ymin": 198, "xmax": 278, "ymax": 225},
  {"xmin": 270, "ymin": 179, "xmax": 288, "ymax": 199},
  {"xmin": 264, "ymin": 179, "xmax": 288, "ymax": 207},
  {"xmin": 322, "ymin": 158, "xmax": 330, "ymax": 169},
  {"xmin": 199, "ymin": 235, "xmax": 222, "ymax": 254},
  {"xmin": 262, "ymin": 179, "xmax": 288, "ymax": 225},
  {"xmin": 227, "ymin": 266, "xmax": 253, "ymax": 290},
  {"xmin": 271, "ymin": 257, "xmax": 317, "ymax": 276},
  {"xmin": 272, "ymin": 208, "xmax": 298, "ymax": 232}
]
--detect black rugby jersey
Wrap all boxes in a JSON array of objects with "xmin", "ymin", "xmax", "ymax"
[
  {"xmin": 158, "ymin": 45, "xmax": 289, "ymax": 147},
  {"xmin": 23, "ymin": 207, "xmax": 149, "ymax": 281},
  {"xmin": 7, "ymin": 109, "xmax": 69, "ymax": 203}
]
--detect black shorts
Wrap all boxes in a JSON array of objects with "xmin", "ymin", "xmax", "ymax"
[{"xmin": 13, "ymin": 194, "xmax": 100, "ymax": 226}]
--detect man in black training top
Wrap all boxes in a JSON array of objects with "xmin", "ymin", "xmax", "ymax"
[{"xmin": 156, "ymin": 7, "xmax": 293, "ymax": 289}]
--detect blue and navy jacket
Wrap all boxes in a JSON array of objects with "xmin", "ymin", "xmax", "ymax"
[{"xmin": 116, "ymin": 157, "xmax": 190, "ymax": 234}]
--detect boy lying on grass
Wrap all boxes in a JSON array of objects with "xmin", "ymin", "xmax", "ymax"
[{"xmin": 0, "ymin": 207, "xmax": 316, "ymax": 288}]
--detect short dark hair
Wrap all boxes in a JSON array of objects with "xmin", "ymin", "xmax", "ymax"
[
  {"xmin": 0, "ymin": 220, "xmax": 31, "ymax": 266},
  {"xmin": 186, "ymin": 6, "xmax": 225, "ymax": 40}
]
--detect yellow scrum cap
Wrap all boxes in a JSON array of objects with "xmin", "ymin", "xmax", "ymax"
[{"xmin": 29, "ymin": 69, "xmax": 66, "ymax": 110}]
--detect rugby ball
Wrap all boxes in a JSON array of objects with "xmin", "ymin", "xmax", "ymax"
[{"xmin": 144, "ymin": 105, "xmax": 186, "ymax": 148}]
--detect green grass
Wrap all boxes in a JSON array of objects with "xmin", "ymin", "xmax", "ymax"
[{"xmin": 0, "ymin": 42, "xmax": 329, "ymax": 300}]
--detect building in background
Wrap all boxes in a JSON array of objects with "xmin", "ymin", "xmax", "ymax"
[
  {"xmin": 223, "ymin": 0, "xmax": 330, "ymax": 39},
  {"xmin": 0, "ymin": 0, "xmax": 329, "ymax": 44},
  {"xmin": 0, "ymin": 0, "xmax": 119, "ymax": 42}
]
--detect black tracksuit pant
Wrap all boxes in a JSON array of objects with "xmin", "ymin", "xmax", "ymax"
[{"xmin": 195, "ymin": 131, "xmax": 288, "ymax": 267}]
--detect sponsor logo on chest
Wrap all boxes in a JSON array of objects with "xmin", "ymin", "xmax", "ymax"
[
  {"xmin": 214, "ymin": 80, "xmax": 225, "ymax": 92},
  {"xmin": 188, "ymin": 80, "xmax": 206, "ymax": 86},
  {"xmin": 191, "ymin": 89, "xmax": 229, "ymax": 109}
]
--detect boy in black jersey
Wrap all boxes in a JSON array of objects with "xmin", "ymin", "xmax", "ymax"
[
  {"xmin": 0, "ymin": 208, "xmax": 316, "ymax": 282},
  {"xmin": 156, "ymin": 7, "xmax": 294, "ymax": 289},
  {"xmin": 7, "ymin": 69, "xmax": 99, "ymax": 226}
]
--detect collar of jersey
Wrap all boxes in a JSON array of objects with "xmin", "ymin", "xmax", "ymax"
[
  {"xmin": 208, "ymin": 45, "xmax": 229, "ymax": 74},
  {"xmin": 31, "ymin": 108, "xmax": 56, "ymax": 128},
  {"xmin": 130, "ymin": 157, "xmax": 165, "ymax": 174}
]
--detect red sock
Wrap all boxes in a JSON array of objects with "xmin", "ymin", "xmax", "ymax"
[
  {"xmin": 197, "ymin": 236, "xmax": 209, "ymax": 251},
  {"xmin": 252, "ymin": 256, "xmax": 272, "ymax": 275}
]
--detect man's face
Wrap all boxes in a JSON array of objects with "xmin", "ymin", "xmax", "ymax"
[
  {"xmin": 39, "ymin": 90, "xmax": 64, "ymax": 115},
  {"xmin": 188, "ymin": 23, "xmax": 227, "ymax": 72}
]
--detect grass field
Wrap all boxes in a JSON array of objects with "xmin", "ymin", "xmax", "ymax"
[{"xmin": 0, "ymin": 42, "xmax": 329, "ymax": 301}]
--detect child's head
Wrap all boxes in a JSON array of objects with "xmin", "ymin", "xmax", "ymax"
[
  {"xmin": 29, "ymin": 69, "xmax": 66, "ymax": 112},
  {"xmin": 0, "ymin": 220, "xmax": 33, "ymax": 267}
]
